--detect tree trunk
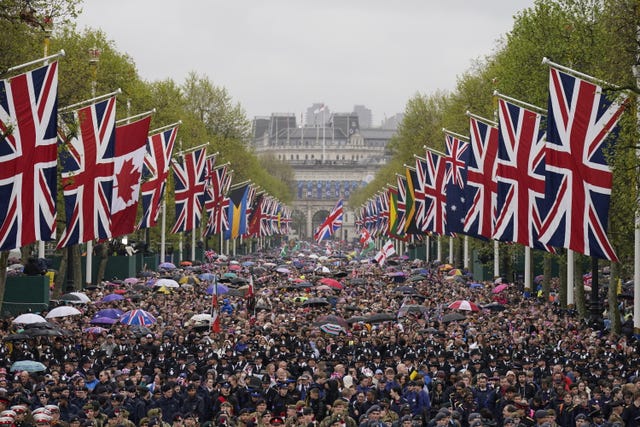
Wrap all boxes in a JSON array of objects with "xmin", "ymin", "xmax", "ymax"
[
  {"xmin": 54, "ymin": 247, "xmax": 68, "ymax": 297},
  {"xmin": 609, "ymin": 262, "xmax": 622, "ymax": 334},
  {"xmin": 542, "ymin": 253, "xmax": 552, "ymax": 299},
  {"xmin": 71, "ymin": 244, "xmax": 82, "ymax": 290},
  {"xmin": 558, "ymin": 251, "xmax": 567, "ymax": 307},
  {"xmin": 96, "ymin": 242, "xmax": 109, "ymax": 285}
]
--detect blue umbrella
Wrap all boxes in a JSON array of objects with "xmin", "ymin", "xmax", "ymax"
[
  {"xmin": 11, "ymin": 360, "xmax": 47, "ymax": 372},
  {"xmin": 241, "ymin": 261, "xmax": 255, "ymax": 267},
  {"xmin": 205, "ymin": 284, "xmax": 229, "ymax": 295},
  {"xmin": 94, "ymin": 308, "xmax": 124, "ymax": 319},
  {"xmin": 120, "ymin": 309, "xmax": 157, "ymax": 326},
  {"xmin": 469, "ymin": 283, "xmax": 483, "ymax": 289},
  {"xmin": 198, "ymin": 273, "xmax": 217, "ymax": 281},
  {"xmin": 99, "ymin": 294, "xmax": 124, "ymax": 303},
  {"xmin": 159, "ymin": 262, "xmax": 176, "ymax": 270}
]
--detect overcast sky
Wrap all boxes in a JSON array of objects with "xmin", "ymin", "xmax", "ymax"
[{"xmin": 75, "ymin": 1, "xmax": 536, "ymax": 125}]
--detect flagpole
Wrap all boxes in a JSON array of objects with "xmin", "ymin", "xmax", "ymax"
[
  {"xmin": 524, "ymin": 246, "xmax": 532, "ymax": 293},
  {"xmin": 442, "ymin": 128, "xmax": 470, "ymax": 142},
  {"xmin": 191, "ymin": 230, "xmax": 196, "ymax": 261},
  {"xmin": 437, "ymin": 236, "xmax": 442, "ymax": 262},
  {"xmin": 464, "ymin": 236, "xmax": 469, "ymax": 270},
  {"xmin": 634, "ymin": 30, "xmax": 640, "ymax": 333},
  {"xmin": 160, "ymin": 200, "xmax": 166, "ymax": 263},
  {"xmin": 567, "ymin": 249, "xmax": 575, "ymax": 306},
  {"xmin": 449, "ymin": 237, "xmax": 454, "ymax": 265},
  {"xmin": 4, "ymin": 50, "xmax": 65, "ymax": 74},
  {"xmin": 115, "ymin": 108, "xmax": 156, "ymax": 125},
  {"xmin": 465, "ymin": 110, "xmax": 498, "ymax": 127},
  {"xmin": 59, "ymin": 88, "xmax": 121, "ymax": 113},
  {"xmin": 149, "ymin": 120, "xmax": 182, "ymax": 135},
  {"xmin": 493, "ymin": 91, "xmax": 547, "ymax": 115},
  {"xmin": 542, "ymin": 57, "xmax": 618, "ymax": 88},
  {"xmin": 174, "ymin": 142, "xmax": 210, "ymax": 157}
]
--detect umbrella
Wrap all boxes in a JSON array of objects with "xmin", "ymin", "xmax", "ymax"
[
  {"xmin": 228, "ymin": 264, "xmax": 242, "ymax": 271},
  {"xmin": 60, "ymin": 292, "xmax": 91, "ymax": 304},
  {"xmin": 205, "ymin": 284, "xmax": 229, "ymax": 295},
  {"xmin": 448, "ymin": 300, "xmax": 480, "ymax": 311},
  {"xmin": 315, "ymin": 266, "xmax": 330, "ymax": 274},
  {"xmin": 469, "ymin": 283, "xmax": 484, "ymax": 289},
  {"xmin": 365, "ymin": 313, "xmax": 396, "ymax": 323},
  {"xmin": 222, "ymin": 272, "xmax": 237, "ymax": 279},
  {"xmin": 302, "ymin": 297, "xmax": 330, "ymax": 307},
  {"xmin": 318, "ymin": 278, "xmax": 343, "ymax": 290},
  {"xmin": 226, "ymin": 288, "xmax": 246, "ymax": 297},
  {"xmin": 199, "ymin": 273, "xmax": 217, "ymax": 281},
  {"xmin": 350, "ymin": 278, "xmax": 366, "ymax": 285},
  {"xmin": 45, "ymin": 306, "xmax": 82, "ymax": 319},
  {"xmin": 482, "ymin": 302, "xmax": 507, "ymax": 311},
  {"xmin": 319, "ymin": 323, "xmax": 346, "ymax": 335},
  {"xmin": 180, "ymin": 261, "xmax": 193, "ymax": 267},
  {"xmin": 83, "ymin": 326, "xmax": 108, "ymax": 335},
  {"xmin": 120, "ymin": 309, "xmax": 157, "ymax": 326},
  {"xmin": 159, "ymin": 262, "xmax": 176, "ymax": 270},
  {"xmin": 94, "ymin": 308, "xmax": 124, "ymax": 319},
  {"xmin": 12, "ymin": 313, "xmax": 47, "ymax": 324},
  {"xmin": 124, "ymin": 278, "xmax": 139, "ymax": 285},
  {"xmin": 99, "ymin": 294, "xmax": 124, "ymax": 303},
  {"xmin": 397, "ymin": 305, "xmax": 429, "ymax": 318},
  {"xmin": 314, "ymin": 315, "xmax": 348, "ymax": 329},
  {"xmin": 346, "ymin": 316, "xmax": 367, "ymax": 324},
  {"xmin": 393, "ymin": 286, "xmax": 417, "ymax": 295},
  {"xmin": 3, "ymin": 333, "xmax": 31, "ymax": 341},
  {"xmin": 493, "ymin": 284, "xmax": 509, "ymax": 294},
  {"xmin": 24, "ymin": 327, "xmax": 65, "ymax": 337},
  {"xmin": 449, "ymin": 269, "xmax": 463, "ymax": 276},
  {"xmin": 409, "ymin": 275, "xmax": 426, "ymax": 282},
  {"xmin": 189, "ymin": 313, "xmax": 213, "ymax": 323},
  {"xmin": 10, "ymin": 360, "xmax": 47, "ymax": 372},
  {"xmin": 441, "ymin": 312, "xmax": 466, "ymax": 323},
  {"xmin": 276, "ymin": 267, "xmax": 290, "ymax": 274},
  {"xmin": 242, "ymin": 261, "xmax": 255, "ymax": 267},
  {"xmin": 155, "ymin": 278, "xmax": 179, "ymax": 288},
  {"xmin": 90, "ymin": 316, "xmax": 118, "ymax": 325}
]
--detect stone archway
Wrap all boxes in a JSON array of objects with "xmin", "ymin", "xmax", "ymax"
[
  {"xmin": 291, "ymin": 209, "xmax": 306, "ymax": 239},
  {"xmin": 311, "ymin": 209, "xmax": 330, "ymax": 237}
]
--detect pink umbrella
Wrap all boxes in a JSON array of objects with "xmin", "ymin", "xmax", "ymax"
[
  {"xmin": 318, "ymin": 278, "xmax": 343, "ymax": 290},
  {"xmin": 448, "ymin": 300, "xmax": 480, "ymax": 311},
  {"xmin": 492, "ymin": 283, "xmax": 509, "ymax": 294}
]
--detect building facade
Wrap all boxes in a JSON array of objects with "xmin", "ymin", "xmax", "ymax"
[{"xmin": 252, "ymin": 109, "xmax": 396, "ymax": 241}]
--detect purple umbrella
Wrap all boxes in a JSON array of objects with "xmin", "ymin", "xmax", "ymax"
[
  {"xmin": 99, "ymin": 294, "xmax": 124, "ymax": 303},
  {"xmin": 205, "ymin": 284, "xmax": 229, "ymax": 295},
  {"xmin": 94, "ymin": 308, "xmax": 124, "ymax": 319},
  {"xmin": 120, "ymin": 309, "xmax": 156, "ymax": 326},
  {"xmin": 90, "ymin": 316, "xmax": 118, "ymax": 325}
]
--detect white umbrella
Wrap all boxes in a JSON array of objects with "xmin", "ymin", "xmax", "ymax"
[
  {"xmin": 12, "ymin": 313, "xmax": 47, "ymax": 324},
  {"xmin": 189, "ymin": 313, "xmax": 212, "ymax": 323},
  {"xmin": 155, "ymin": 278, "xmax": 179, "ymax": 288},
  {"xmin": 68, "ymin": 292, "xmax": 91, "ymax": 303},
  {"xmin": 45, "ymin": 306, "xmax": 82, "ymax": 319}
]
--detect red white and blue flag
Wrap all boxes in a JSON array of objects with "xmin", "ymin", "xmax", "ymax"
[
  {"xmin": 0, "ymin": 62, "xmax": 58, "ymax": 250},
  {"xmin": 493, "ymin": 99, "xmax": 552, "ymax": 251},
  {"xmin": 444, "ymin": 134, "xmax": 469, "ymax": 235},
  {"xmin": 57, "ymin": 97, "xmax": 117, "ymax": 248},
  {"xmin": 171, "ymin": 147, "xmax": 207, "ymax": 233},
  {"xmin": 138, "ymin": 125, "xmax": 178, "ymax": 230},
  {"xmin": 538, "ymin": 67, "xmax": 628, "ymax": 261},
  {"xmin": 314, "ymin": 198, "xmax": 343, "ymax": 243},
  {"xmin": 203, "ymin": 162, "xmax": 231, "ymax": 236},
  {"xmin": 375, "ymin": 239, "xmax": 396, "ymax": 265},
  {"xmin": 110, "ymin": 116, "xmax": 151, "ymax": 238},
  {"xmin": 463, "ymin": 117, "xmax": 498, "ymax": 239},
  {"xmin": 415, "ymin": 152, "xmax": 447, "ymax": 235}
]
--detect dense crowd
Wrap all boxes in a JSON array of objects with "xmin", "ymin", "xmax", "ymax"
[{"xmin": 1, "ymin": 244, "xmax": 639, "ymax": 427}]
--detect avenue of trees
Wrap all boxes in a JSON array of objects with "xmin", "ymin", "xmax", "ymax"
[{"xmin": 350, "ymin": 0, "xmax": 639, "ymax": 330}]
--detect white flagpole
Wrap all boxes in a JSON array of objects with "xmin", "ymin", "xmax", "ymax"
[
  {"xmin": 179, "ymin": 234, "xmax": 183, "ymax": 262},
  {"xmin": 464, "ymin": 236, "xmax": 469, "ymax": 270},
  {"xmin": 449, "ymin": 237, "xmax": 454, "ymax": 265},
  {"xmin": 437, "ymin": 236, "xmax": 442, "ymax": 262},
  {"xmin": 567, "ymin": 249, "xmax": 575, "ymax": 306},
  {"xmin": 425, "ymin": 236, "xmax": 430, "ymax": 262},
  {"xmin": 160, "ymin": 200, "xmax": 166, "ymax": 263},
  {"xmin": 6, "ymin": 50, "xmax": 65, "ymax": 73},
  {"xmin": 494, "ymin": 241, "xmax": 500, "ymax": 278},
  {"xmin": 59, "ymin": 88, "xmax": 121, "ymax": 113},
  {"xmin": 191, "ymin": 230, "xmax": 196, "ymax": 261}
]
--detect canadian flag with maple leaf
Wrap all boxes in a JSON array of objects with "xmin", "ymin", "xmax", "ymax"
[{"xmin": 111, "ymin": 116, "xmax": 151, "ymax": 237}]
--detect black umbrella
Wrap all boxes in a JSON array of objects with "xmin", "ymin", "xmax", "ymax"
[
  {"xmin": 482, "ymin": 302, "xmax": 506, "ymax": 311},
  {"xmin": 3, "ymin": 333, "xmax": 31, "ymax": 341},
  {"xmin": 333, "ymin": 271, "xmax": 348, "ymax": 278},
  {"xmin": 441, "ymin": 312, "xmax": 466, "ymax": 323},
  {"xmin": 350, "ymin": 278, "xmax": 366, "ymax": 285},
  {"xmin": 59, "ymin": 293, "xmax": 83, "ymax": 302},
  {"xmin": 24, "ymin": 328, "xmax": 65, "ymax": 337},
  {"xmin": 346, "ymin": 316, "xmax": 367, "ymax": 324},
  {"xmin": 302, "ymin": 297, "xmax": 330, "ymax": 307},
  {"xmin": 398, "ymin": 305, "xmax": 429, "ymax": 318},
  {"xmin": 365, "ymin": 313, "xmax": 396, "ymax": 323},
  {"xmin": 314, "ymin": 315, "xmax": 348, "ymax": 328},
  {"xmin": 393, "ymin": 286, "xmax": 417, "ymax": 294}
]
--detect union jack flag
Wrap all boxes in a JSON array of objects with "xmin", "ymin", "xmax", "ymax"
[
  {"xmin": 170, "ymin": 147, "xmax": 207, "ymax": 233},
  {"xmin": 395, "ymin": 174, "xmax": 409, "ymax": 236},
  {"xmin": 203, "ymin": 163, "xmax": 231, "ymax": 236},
  {"xmin": 57, "ymin": 97, "xmax": 117, "ymax": 248},
  {"xmin": 138, "ymin": 126, "xmax": 178, "ymax": 229},
  {"xmin": 314, "ymin": 198, "xmax": 343, "ymax": 243},
  {"xmin": 493, "ymin": 99, "xmax": 552, "ymax": 251},
  {"xmin": 538, "ymin": 67, "xmax": 628, "ymax": 261},
  {"xmin": 415, "ymin": 151, "xmax": 448, "ymax": 235},
  {"xmin": 463, "ymin": 117, "xmax": 498, "ymax": 239},
  {"xmin": 0, "ymin": 62, "xmax": 58, "ymax": 250},
  {"xmin": 444, "ymin": 134, "xmax": 469, "ymax": 235}
]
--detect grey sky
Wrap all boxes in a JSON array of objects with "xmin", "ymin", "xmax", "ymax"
[{"xmin": 75, "ymin": 1, "xmax": 536, "ymax": 125}]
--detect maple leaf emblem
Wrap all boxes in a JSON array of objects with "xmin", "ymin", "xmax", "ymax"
[{"xmin": 115, "ymin": 157, "xmax": 141, "ymax": 204}]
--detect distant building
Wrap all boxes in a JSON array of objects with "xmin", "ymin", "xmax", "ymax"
[
  {"xmin": 251, "ymin": 106, "xmax": 397, "ymax": 241},
  {"xmin": 381, "ymin": 113, "xmax": 404, "ymax": 130},
  {"xmin": 352, "ymin": 105, "xmax": 372, "ymax": 129}
]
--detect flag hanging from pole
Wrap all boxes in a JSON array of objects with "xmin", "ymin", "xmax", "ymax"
[
  {"xmin": 171, "ymin": 147, "xmax": 207, "ymax": 233},
  {"xmin": 538, "ymin": 66, "xmax": 628, "ymax": 261},
  {"xmin": 203, "ymin": 162, "xmax": 231, "ymax": 237},
  {"xmin": 111, "ymin": 116, "xmax": 151, "ymax": 238},
  {"xmin": 375, "ymin": 240, "xmax": 396, "ymax": 265},
  {"xmin": 138, "ymin": 125, "xmax": 178, "ymax": 229},
  {"xmin": 0, "ymin": 62, "xmax": 58, "ymax": 250},
  {"xmin": 314, "ymin": 199, "xmax": 343, "ymax": 243},
  {"xmin": 493, "ymin": 98, "xmax": 553, "ymax": 251},
  {"xmin": 225, "ymin": 183, "xmax": 250, "ymax": 240},
  {"xmin": 57, "ymin": 96, "xmax": 117, "ymax": 248},
  {"xmin": 444, "ymin": 134, "xmax": 469, "ymax": 236}
]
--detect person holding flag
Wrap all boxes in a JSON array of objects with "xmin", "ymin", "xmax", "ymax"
[{"xmin": 314, "ymin": 199, "xmax": 343, "ymax": 243}]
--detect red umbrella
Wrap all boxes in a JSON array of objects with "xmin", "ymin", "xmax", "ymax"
[
  {"xmin": 318, "ymin": 278, "xmax": 343, "ymax": 290},
  {"xmin": 228, "ymin": 264, "xmax": 242, "ymax": 271},
  {"xmin": 448, "ymin": 300, "xmax": 480, "ymax": 311}
]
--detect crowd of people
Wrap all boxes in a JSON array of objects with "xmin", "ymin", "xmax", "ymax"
[{"xmin": 1, "ymin": 242, "xmax": 639, "ymax": 427}]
